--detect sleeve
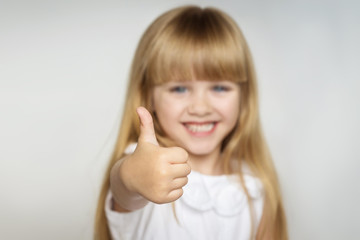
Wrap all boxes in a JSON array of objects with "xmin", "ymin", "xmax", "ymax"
[{"xmin": 104, "ymin": 190, "xmax": 146, "ymax": 240}]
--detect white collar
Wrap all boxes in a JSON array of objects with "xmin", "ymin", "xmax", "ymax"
[{"xmin": 180, "ymin": 171, "xmax": 263, "ymax": 217}]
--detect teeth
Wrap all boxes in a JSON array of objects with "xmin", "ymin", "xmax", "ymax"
[{"xmin": 185, "ymin": 123, "xmax": 214, "ymax": 132}]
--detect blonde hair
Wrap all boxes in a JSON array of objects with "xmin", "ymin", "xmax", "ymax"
[{"xmin": 94, "ymin": 5, "xmax": 287, "ymax": 240}]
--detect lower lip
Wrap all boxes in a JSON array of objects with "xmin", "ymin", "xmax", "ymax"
[{"xmin": 183, "ymin": 123, "xmax": 217, "ymax": 137}]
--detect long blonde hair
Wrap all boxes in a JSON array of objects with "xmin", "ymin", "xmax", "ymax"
[{"xmin": 94, "ymin": 5, "xmax": 287, "ymax": 240}]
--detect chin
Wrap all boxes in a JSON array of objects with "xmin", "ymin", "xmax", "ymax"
[{"xmin": 183, "ymin": 142, "xmax": 220, "ymax": 157}]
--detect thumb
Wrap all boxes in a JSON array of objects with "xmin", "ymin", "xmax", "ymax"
[{"xmin": 136, "ymin": 106, "xmax": 159, "ymax": 146}]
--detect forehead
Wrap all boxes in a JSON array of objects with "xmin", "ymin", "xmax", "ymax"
[
  {"xmin": 149, "ymin": 58, "xmax": 247, "ymax": 86},
  {"xmin": 149, "ymin": 65, "xmax": 246, "ymax": 88}
]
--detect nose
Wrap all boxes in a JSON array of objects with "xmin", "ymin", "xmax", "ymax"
[{"xmin": 188, "ymin": 91, "xmax": 211, "ymax": 116}]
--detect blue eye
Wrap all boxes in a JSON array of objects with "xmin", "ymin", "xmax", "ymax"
[
  {"xmin": 213, "ymin": 85, "xmax": 228, "ymax": 92},
  {"xmin": 170, "ymin": 86, "xmax": 187, "ymax": 93}
]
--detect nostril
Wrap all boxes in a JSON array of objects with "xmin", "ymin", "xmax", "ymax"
[
  {"xmin": 188, "ymin": 103, "xmax": 211, "ymax": 115},
  {"xmin": 187, "ymin": 91, "xmax": 212, "ymax": 115}
]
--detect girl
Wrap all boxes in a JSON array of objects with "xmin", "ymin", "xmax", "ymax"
[{"xmin": 95, "ymin": 5, "xmax": 288, "ymax": 240}]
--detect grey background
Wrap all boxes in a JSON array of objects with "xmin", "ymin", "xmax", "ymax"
[{"xmin": 1, "ymin": 0, "xmax": 359, "ymax": 239}]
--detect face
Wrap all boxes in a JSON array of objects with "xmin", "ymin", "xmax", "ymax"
[{"xmin": 152, "ymin": 80, "xmax": 240, "ymax": 158}]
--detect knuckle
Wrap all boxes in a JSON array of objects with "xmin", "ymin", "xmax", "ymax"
[
  {"xmin": 158, "ymin": 168, "xmax": 169, "ymax": 177},
  {"xmin": 158, "ymin": 151, "xmax": 168, "ymax": 162},
  {"xmin": 158, "ymin": 181, "xmax": 168, "ymax": 192}
]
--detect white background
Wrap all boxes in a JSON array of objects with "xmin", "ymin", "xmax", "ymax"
[{"xmin": 1, "ymin": 0, "xmax": 359, "ymax": 239}]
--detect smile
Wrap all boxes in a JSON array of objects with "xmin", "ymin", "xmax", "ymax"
[{"xmin": 183, "ymin": 122, "xmax": 217, "ymax": 134}]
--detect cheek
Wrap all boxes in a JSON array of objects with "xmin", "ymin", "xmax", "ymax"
[
  {"xmin": 153, "ymin": 97, "xmax": 181, "ymax": 127},
  {"xmin": 152, "ymin": 93, "xmax": 168, "ymax": 116},
  {"xmin": 154, "ymin": 94, "xmax": 185, "ymax": 117},
  {"xmin": 215, "ymin": 96, "xmax": 240, "ymax": 122},
  {"xmin": 226, "ymin": 106, "xmax": 240, "ymax": 127}
]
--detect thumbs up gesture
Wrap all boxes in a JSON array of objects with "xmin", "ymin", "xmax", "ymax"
[{"xmin": 120, "ymin": 107, "xmax": 191, "ymax": 204}]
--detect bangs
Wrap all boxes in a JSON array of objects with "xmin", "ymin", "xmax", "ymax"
[{"xmin": 146, "ymin": 7, "xmax": 249, "ymax": 85}]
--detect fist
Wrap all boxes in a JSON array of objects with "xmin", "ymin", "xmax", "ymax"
[{"xmin": 121, "ymin": 107, "xmax": 191, "ymax": 204}]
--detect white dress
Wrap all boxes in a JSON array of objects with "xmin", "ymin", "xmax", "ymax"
[{"xmin": 105, "ymin": 166, "xmax": 264, "ymax": 240}]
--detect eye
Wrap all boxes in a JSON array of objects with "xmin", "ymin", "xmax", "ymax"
[
  {"xmin": 170, "ymin": 86, "xmax": 188, "ymax": 93},
  {"xmin": 212, "ymin": 85, "xmax": 230, "ymax": 92}
]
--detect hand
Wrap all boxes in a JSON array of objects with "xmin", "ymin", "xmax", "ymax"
[{"xmin": 120, "ymin": 106, "xmax": 191, "ymax": 204}]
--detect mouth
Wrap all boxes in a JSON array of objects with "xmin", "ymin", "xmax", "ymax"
[{"xmin": 183, "ymin": 122, "xmax": 217, "ymax": 135}]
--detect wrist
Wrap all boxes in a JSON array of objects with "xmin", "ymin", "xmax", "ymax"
[
  {"xmin": 110, "ymin": 157, "xmax": 148, "ymax": 211},
  {"xmin": 118, "ymin": 156, "xmax": 136, "ymax": 194}
]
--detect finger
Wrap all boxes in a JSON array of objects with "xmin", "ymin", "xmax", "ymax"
[
  {"xmin": 170, "ymin": 163, "xmax": 191, "ymax": 178},
  {"xmin": 165, "ymin": 147, "xmax": 189, "ymax": 164},
  {"xmin": 136, "ymin": 106, "xmax": 158, "ymax": 146},
  {"xmin": 171, "ymin": 177, "xmax": 188, "ymax": 190},
  {"xmin": 167, "ymin": 188, "xmax": 184, "ymax": 202}
]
